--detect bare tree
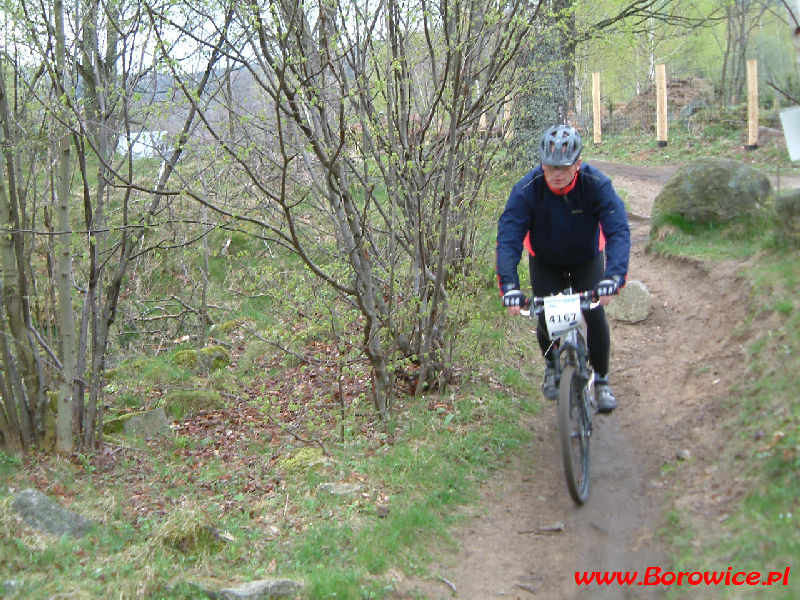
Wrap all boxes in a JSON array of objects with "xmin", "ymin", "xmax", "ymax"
[
  {"xmin": 0, "ymin": 0, "xmax": 227, "ymax": 454},
  {"xmin": 145, "ymin": 0, "xmax": 531, "ymax": 417},
  {"xmin": 51, "ymin": 0, "xmax": 79, "ymax": 453},
  {"xmin": 0, "ymin": 51, "xmax": 50, "ymax": 456},
  {"xmin": 719, "ymin": 0, "xmax": 771, "ymax": 104},
  {"xmin": 516, "ymin": 0, "xmax": 719, "ymax": 138}
]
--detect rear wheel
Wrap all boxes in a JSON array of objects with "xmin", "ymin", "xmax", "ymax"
[{"xmin": 558, "ymin": 364, "xmax": 591, "ymax": 504}]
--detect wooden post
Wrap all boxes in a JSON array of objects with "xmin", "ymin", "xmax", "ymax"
[
  {"xmin": 592, "ymin": 72, "xmax": 602, "ymax": 145},
  {"xmin": 656, "ymin": 64, "xmax": 668, "ymax": 147},
  {"xmin": 504, "ymin": 96, "xmax": 513, "ymax": 140},
  {"xmin": 746, "ymin": 59, "xmax": 758, "ymax": 150}
]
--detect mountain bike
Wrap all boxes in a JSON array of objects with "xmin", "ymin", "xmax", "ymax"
[{"xmin": 521, "ymin": 289, "xmax": 598, "ymax": 505}]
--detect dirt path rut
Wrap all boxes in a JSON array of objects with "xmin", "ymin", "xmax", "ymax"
[{"xmin": 394, "ymin": 161, "xmax": 764, "ymax": 600}]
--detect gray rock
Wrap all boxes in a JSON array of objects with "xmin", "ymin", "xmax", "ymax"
[
  {"xmin": 317, "ymin": 482, "xmax": 363, "ymax": 495},
  {"xmin": 195, "ymin": 579, "xmax": 305, "ymax": 599},
  {"xmin": 651, "ymin": 157, "xmax": 771, "ymax": 229},
  {"xmin": 124, "ymin": 406, "xmax": 172, "ymax": 439},
  {"xmin": 606, "ymin": 280, "xmax": 651, "ymax": 323},
  {"xmin": 4, "ymin": 580, "xmax": 21, "ymax": 595},
  {"xmin": 11, "ymin": 489, "xmax": 91, "ymax": 538},
  {"xmin": 774, "ymin": 189, "xmax": 800, "ymax": 247}
]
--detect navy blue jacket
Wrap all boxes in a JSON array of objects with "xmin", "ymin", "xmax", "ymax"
[{"xmin": 496, "ymin": 163, "xmax": 630, "ymax": 290}]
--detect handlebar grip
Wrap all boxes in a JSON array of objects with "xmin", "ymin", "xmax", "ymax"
[{"xmin": 519, "ymin": 296, "xmax": 531, "ymax": 317}]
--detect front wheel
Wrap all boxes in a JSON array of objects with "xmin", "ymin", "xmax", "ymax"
[{"xmin": 558, "ymin": 364, "xmax": 591, "ymax": 504}]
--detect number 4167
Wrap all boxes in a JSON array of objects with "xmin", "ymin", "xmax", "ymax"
[{"xmin": 549, "ymin": 312, "xmax": 577, "ymax": 324}]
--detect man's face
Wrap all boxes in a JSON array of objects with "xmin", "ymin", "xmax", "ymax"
[{"xmin": 542, "ymin": 158, "xmax": 582, "ymax": 189}]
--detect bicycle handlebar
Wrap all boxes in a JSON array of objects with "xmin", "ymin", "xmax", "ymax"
[{"xmin": 519, "ymin": 290, "xmax": 597, "ymax": 317}]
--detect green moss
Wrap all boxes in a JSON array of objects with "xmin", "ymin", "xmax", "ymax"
[
  {"xmin": 125, "ymin": 358, "xmax": 186, "ymax": 386},
  {"xmin": 198, "ymin": 346, "xmax": 230, "ymax": 371},
  {"xmin": 213, "ymin": 317, "xmax": 252, "ymax": 335},
  {"xmin": 171, "ymin": 346, "xmax": 230, "ymax": 373},
  {"xmin": 162, "ymin": 390, "xmax": 225, "ymax": 420},
  {"xmin": 102, "ymin": 412, "xmax": 139, "ymax": 434},
  {"xmin": 207, "ymin": 369, "xmax": 239, "ymax": 394},
  {"xmin": 154, "ymin": 509, "xmax": 227, "ymax": 555},
  {"xmin": 276, "ymin": 447, "xmax": 327, "ymax": 478},
  {"xmin": 172, "ymin": 350, "xmax": 199, "ymax": 370}
]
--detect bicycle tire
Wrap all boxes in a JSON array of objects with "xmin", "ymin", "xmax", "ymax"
[{"xmin": 558, "ymin": 364, "xmax": 591, "ymax": 504}]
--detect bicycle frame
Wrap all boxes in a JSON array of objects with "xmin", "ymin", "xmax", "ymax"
[
  {"xmin": 522, "ymin": 288, "xmax": 598, "ymax": 503},
  {"xmin": 522, "ymin": 288, "xmax": 596, "ymax": 409},
  {"xmin": 550, "ymin": 315, "xmax": 596, "ymax": 419}
]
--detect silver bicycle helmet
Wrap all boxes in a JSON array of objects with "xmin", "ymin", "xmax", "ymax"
[{"xmin": 539, "ymin": 125, "xmax": 582, "ymax": 166}]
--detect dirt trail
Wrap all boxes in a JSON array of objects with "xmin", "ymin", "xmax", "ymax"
[{"xmin": 393, "ymin": 160, "xmax": 779, "ymax": 600}]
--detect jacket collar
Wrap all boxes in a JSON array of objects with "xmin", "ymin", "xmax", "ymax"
[{"xmin": 545, "ymin": 169, "xmax": 579, "ymax": 196}]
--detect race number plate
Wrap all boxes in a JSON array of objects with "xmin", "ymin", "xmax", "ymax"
[{"xmin": 543, "ymin": 294, "xmax": 581, "ymax": 340}]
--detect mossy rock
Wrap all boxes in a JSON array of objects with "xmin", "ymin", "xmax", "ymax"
[
  {"xmin": 774, "ymin": 189, "xmax": 800, "ymax": 247},
  {"xmin": 103, "ymin": 411, "xmax": 139, "ymax": 434},
  {"xmin": 129, "ymin": 358, "xmax": 151, "ymax": 372},
  {"xmin": 123, "ymin": 408, "xmax": 172, "ymax": 439},
  {"xmin": 155, "ymin": 509, "xmax": 227, "ymax": 554},
  {"xmin": 171, "ymin": 346, "xmax": 230, "ymax": 373},
  {"xmin": 126, "ymin": 358, "xmax": 184, "ymax": 386},
  {"xmin": 212, "ymin": 317, "xmax": 253, "ymax": 335},
  {"xmin": 651, "ymin": 157, "xmax": 772, "ymax": 234},
  {"xmin": 103, "ymin": 409, "xmax": 161, "ymax": 435},
  {"xmin": 276, "ymin": 447, "xmax": 326, "ymax": 478},
  {"xmin": 162, "ymin": 523, "xmax": 226, "ymax": 554},
  {"xmin": 163, "ymin": 389, "xmax": 225, "ymax": 420},
  {"xmin": 198, "ymin": 346, "xmax": 230, "ymax": 371}
]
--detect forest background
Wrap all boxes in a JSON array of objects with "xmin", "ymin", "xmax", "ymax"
[
  {"xmin": 1, "ymin": 0, "xmax": 800, "ymax": 597},
  {"xmin": 2, "ymin": 0, "xmax": 798, "ymax": 456}
]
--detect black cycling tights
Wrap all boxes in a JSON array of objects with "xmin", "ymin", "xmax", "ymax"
[{"xmin": 529, "ymin": 253, "xmax": 610, "ymax": 377}]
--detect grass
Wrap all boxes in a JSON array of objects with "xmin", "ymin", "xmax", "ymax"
[
  {"xmin": 3, "ymin": 127, "xmax": 799, "ymax": 599},
  {"xmin": 0, "ymin": 390, "xmax": 537, "ymax": 599},
  {"xmin": 651, "ymin": 217, "xmax": 800, "ymax": 599},
  {"xmin": 0, "ymin": 275, "xmax": 540, "ymax": 599},
  {"xmin": 647, "ymin": 218, "xmax": 766, "ymax": 260},
  {"xmin": 586, "ymin": 126, "xmax": 800, "ymax": 176}
]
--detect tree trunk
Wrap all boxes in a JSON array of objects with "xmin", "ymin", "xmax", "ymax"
[
  {"xmin": 54, "ymin": 0, "xmax": 77, "ymax": 454},
  {"xmin": 0, "ymin": 54, "xmax": 44, "ymax": 451},
  {"xmin": 794, "ymin": 2, "xmax": 800, "ymax": 82}
]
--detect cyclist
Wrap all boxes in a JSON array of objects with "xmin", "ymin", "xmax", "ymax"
[{"xmin": 496, "ymin": 124, "xmax": 630, "ymax": 413}]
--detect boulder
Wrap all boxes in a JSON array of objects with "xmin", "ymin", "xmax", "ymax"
[
  {"xmin": 214, "ymin": 579, "xmax": 304, "ymax": 599},
  {"xmin": 774, "ymin": 189, "xmax": 800, "ymax": 247},
  {"xmin": 123, "ymin": 406, "xmax": 173, "ymax": 439},
  {"xmin": 191, "ymin": 578, "xmax": 305, "ymax": 599},
  {"xmin": 276, "ymin": 447, "xmax": 326, "ymax": 479},
  {"xmin": 162, "ymin": 390, "xmax": 225, "ymax": 420},
  {"xmin": 651, "ymin": 157, "xmax": 771, "ymax": 230},
  {"xmin": 606, "ymin": 280, "xmax": 651, "ymax": 323},
  {"xmin": 172, "ymin": 345, "xmax": 231, "ymax": 373},
  {"xmin": 757, "ymin": 126, "xmax": 785, "ymax": 148},
  {"xmin": 11, "ymin": 489, "xmax": 91, "ymax": 538}
]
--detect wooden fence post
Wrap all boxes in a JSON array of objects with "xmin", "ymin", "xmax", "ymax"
[
  {"xmin": 504, "ymin": 96, "xmax": 513, "ymax": 140},
  {"xmin": 746, "ymin": 59, "xmax": 759, "ymax": 150},
  {"xmin": 656, "ymin": 64, "xmax": 668, "ymax": 147},
  {"xmin": 592, "ymin": 72, "xmax": 602, "ymax": 145}
]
